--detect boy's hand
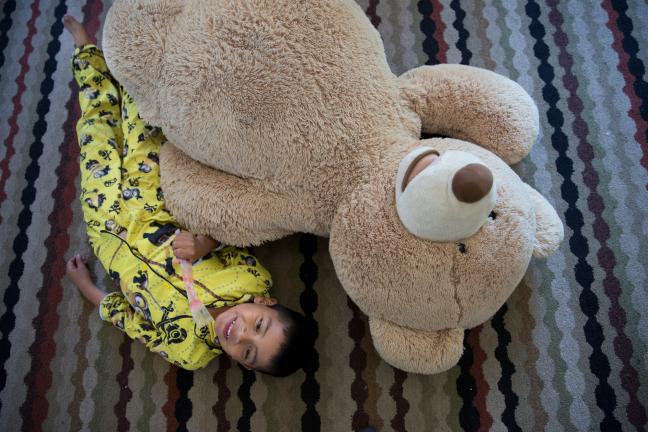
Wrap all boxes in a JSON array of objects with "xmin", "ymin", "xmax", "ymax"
[
  {"xmin": 173, "ymin": 230, "xmax": 218, "ymax": 262},
  {"xmin": 66, "ymin": 254, "xmax": 107, "ymax": 306},
  {"xmin": 66, "ymin": 254, "xmax": 92, "ymax": 286}
]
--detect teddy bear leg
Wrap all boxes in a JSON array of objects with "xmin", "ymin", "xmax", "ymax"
[
  {"xmin": 398, "ymin": 64, "xmax": 539, "ymax": 165},
  {"xmin": 369, "ymin": 318, "xmax": 464, "ymax": 374},
  {"xmin": 159, "ymin": 143, "xmax": 294, "ymax": 246},
  {"xmin": 103, "ymin": 0, "xmax": 184, "ymax": 126}
]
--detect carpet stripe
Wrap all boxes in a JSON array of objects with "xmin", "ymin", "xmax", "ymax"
[
  {"xmin": 449, "ymin": 0, "xmax": 471, "ymax": 64},
  {"xmin": 627, "ymin": 1, "xmax": 648, "ymax": 62},
  {"xmin": 213, "ymin": 357, "xmax": 232, "ymax": 432},
  {"xmin": 66, "ymin": 289, "xmax": 93, "ymax": 432},
  {"xmin": 525, "ymin": 1, "xmax": 622, "ymax": 430},
  {"xmin": 401, "ymin": 372, "xmax": 422, "ymax": 430},
  {"xmin": 297, "ymin": 234, "xmax": 321, "ymax": 430},
  {"xmin": 365, "ymin": 0, "xmax": 381, "ymax": 28},
  {"xmin": 0, "ymin": 0, "xmax": 16, "ymax": 83},
  {"xmin": 492, "ymin": 0, "xmax": 523, "ymax": 78},
  {"xmin": 88, "ymin": 303, "xmax": 126, "ymax": 431},
  {"xmin": 375, "ymin": 0, "xmax": 398, "ymax": 73},
  {"xmin": 547, "ymin": 0, "xmax": 647, "ymax": 429},
  {"xmin": 491, "ymin": 305, "xmax": 521, "ymax": 431},
  {"xmin": 456, "ymin": 330, "xmax": 479, "ymax": 430},
  {"xmin": 0, "ymin": 0, "xmax": 20, "ymax": 155},
  {"xmin": 400, "ymin": 0, "xmax": 428, "ymax": 71},
  {"xmin": 601, "ymin": 0, "xmax": 648, "ymax": 187},
  {"xmin": 0, "ymin": 2, "xmax": 32, "ymax": 170},
  {"xmin": 348, "ymin": 297, "xmax": 369, "ymax": 430},
  {"xmin": 508, "ymin": 277, "xmax": 545, "ymax": 431},
  {"xmin": 175, "ymin": 368, "xmax": 194, "ymax": 432},
  {"xmin": 163, "ymin": 366, "xmax": 180, "ymax": 432},
  {"xmin": 115, "ymin": 337, "xmax": 134, "ymax": 431},
  {"xmin": 429, "ymin": 0, "xmax": 449, "ymax": 63},
  {"xmin": 421, "ymin": 374, "xmax": 446, "ymax": 428},
  {"xmin": 467, "ymin": 326, "xmax": 492, "ymax": 431},
  {"xmin": 147, "ymin": 357, "xmax": 171, "ymax": 431},
  {"xmin": 473, "ymin": 0, "xmax": 497, "ymax": 70},
  {"xmin": 0, "ymin": 0, "xmax": 39, "ymax": 225},
  {"xmin": 236, "ymin": 367, "xmax": 256, "ymax": 432},
  {"xmin": 361, "ymin": 323, "xmax": 383, "ymax": 429},
  {"xmin": 0, "ymin": 0, "xmax": 67, "ymax": 416},
  {"xmin": 418, "ymin": 0, "xmax": 444, "ymax": 65},
  {"xmin": 389, "ymin": 368, "xmax": 409, "ymax": 432},
  {"xmin": 435, "ymin": 0, "xmax": 457, "ymax": 64},
  {"xmin": 130, "ymin": 345, "xmax": 155, "ymax": 431}
]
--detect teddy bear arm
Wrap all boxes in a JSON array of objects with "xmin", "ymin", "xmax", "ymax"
[
  {"xmin": 369, "ymin": 318, "xmax": 464, "ymax": 374},
  {"xmin": 160, "ymin": 144, "xmax": 293, "ymax": 246},
  {"xmin": 398, "ymin": 65, "xmax": 539, "ymax": 165},
  {"xmin": 524, "ymin": 184, "xmax": 564, "ymax": 258}
]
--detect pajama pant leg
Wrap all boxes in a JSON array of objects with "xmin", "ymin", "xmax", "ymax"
[
  {"xmin": 118, "ymin": 88, "xmax": 175, "ymax": 226},
  {"xmin": 73, "ymin": 45, "xmax": 130, "ymax": 261}
]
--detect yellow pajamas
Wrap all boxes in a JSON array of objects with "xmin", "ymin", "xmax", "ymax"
[{"xmin": 73, "ymin": 45, "xmax": 271, "ymax": 370}]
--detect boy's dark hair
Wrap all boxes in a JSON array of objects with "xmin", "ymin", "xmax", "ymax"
[{"xmin": 256, "ymin": 304, "xmax": 313, "ymax": 377}]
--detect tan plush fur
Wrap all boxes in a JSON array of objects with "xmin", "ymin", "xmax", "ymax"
[{"xmin": 103, "ymin": 0, "xmax": 564, "ymax": 374}]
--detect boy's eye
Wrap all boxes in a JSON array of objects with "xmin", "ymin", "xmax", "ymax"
[
  {"xmin": 244, "ymin": 348, "xmax": 251, "ymax": 360},
  {"xmin": 256, "ymin": 319, "xmax": 262, "ymax": 331}
]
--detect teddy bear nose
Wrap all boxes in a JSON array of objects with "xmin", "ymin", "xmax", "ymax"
[{"xmin": 451, "ymin": 163, "xmax": 494, "ymax": 203}]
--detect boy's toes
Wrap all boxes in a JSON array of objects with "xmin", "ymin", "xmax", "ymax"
[{"xmin": 63, "ymin": 15, "xmax": 91, "ymax": 47}]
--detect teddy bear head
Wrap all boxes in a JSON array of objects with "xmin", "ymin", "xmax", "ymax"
[{"xmin": 329, "ymin": 138, "xmax": 563, "ymax": 374}]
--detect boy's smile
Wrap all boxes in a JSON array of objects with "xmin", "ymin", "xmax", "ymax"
[{"xmin": 212, "ymin": 298, "xmax": 286, "ymax": 370}]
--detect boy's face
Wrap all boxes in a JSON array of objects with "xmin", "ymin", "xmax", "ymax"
[{"xmin": 214, "ymin": 298, "xmax": 286, "ymax": 370}]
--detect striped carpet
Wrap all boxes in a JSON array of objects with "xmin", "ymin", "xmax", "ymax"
[{"xmin": 1, "ymin": 0, "xmax": 647, "ymax": 430}]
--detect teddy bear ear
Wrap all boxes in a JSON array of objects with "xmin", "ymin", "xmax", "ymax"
[
  {"xmin": 368, "ymin": 318, "xmax": 464, "ymax": 374},
  {"xmin": 524, "ymin": 184, "xmax": 564, "ymax": 258}
]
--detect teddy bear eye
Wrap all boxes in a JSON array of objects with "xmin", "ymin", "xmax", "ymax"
[
  {"xmin": 489, "ymin": 211, "xmax": 497, "ymax": 220},
  {"xmin": 457, "ymin": 243, "xmax": 467, "ymax": 253}
]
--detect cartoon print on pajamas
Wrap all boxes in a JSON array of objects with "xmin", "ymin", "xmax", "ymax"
[
  {"xmin": 83, "ymin": 189, "xmax": 106, "ymax": 212},
  {"xmin": 122, "ymin": 188, "xmax": 141, "ymax": 200},
  {"xmin": 73, "ymin": 45, "xmax": 273, "ymax": 370}
]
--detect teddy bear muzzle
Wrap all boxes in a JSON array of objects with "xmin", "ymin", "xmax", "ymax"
[{"xmin": 395, "ymin": 148, "xmax": 496, "ymax": 242}]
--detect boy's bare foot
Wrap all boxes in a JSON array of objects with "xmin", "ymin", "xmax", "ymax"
[{"xmin": 63, "ymin": 15, "xmax": 92, "ymax": 48}]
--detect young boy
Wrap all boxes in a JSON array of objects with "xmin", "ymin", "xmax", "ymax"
[{"xmin": 63, "ymin": 16, "xmax": 309, "ymax": 376}]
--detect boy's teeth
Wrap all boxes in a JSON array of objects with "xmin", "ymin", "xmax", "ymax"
[{"xmin": 227, "ymin": 319, "xmax": 235, "ymax": 339}]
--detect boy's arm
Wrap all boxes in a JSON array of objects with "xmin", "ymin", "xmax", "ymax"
[
  {"xmin": 98, "ymin": 292, "xmax": 212, "ymax": 370},
  {"xmin": 66, "ymin": 254, "xmax": 107, "ymax": 305},
  {"xmin": 66, "ymin": 257, "xmax": 215, "ymax": 370}
]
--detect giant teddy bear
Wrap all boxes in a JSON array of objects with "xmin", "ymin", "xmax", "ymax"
[{"xmin": 103, "ymin": 0, "xmax": 564, "ymax": 374}]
